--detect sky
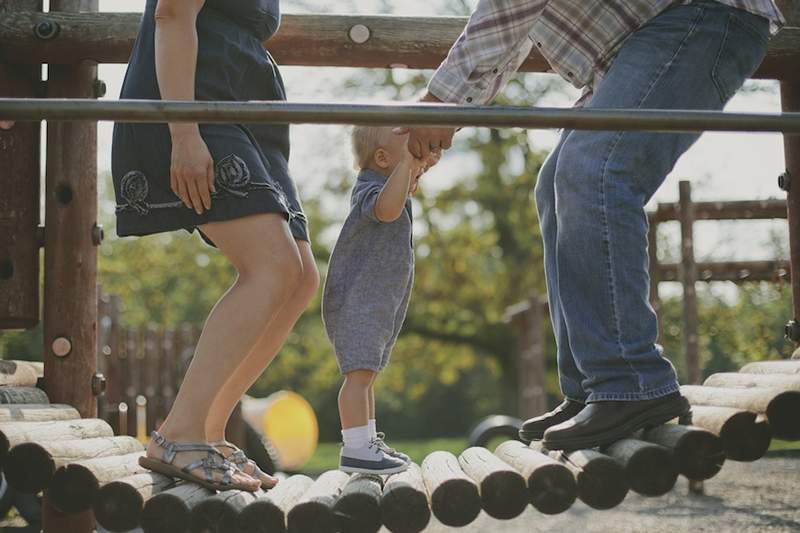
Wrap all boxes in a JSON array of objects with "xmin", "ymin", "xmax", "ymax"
[{"xmin": 91, "ymin": 0, "xmax": 790, "ymax": 266}]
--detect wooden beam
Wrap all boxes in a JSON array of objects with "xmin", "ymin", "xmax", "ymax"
[
  {"xmin": 0, "ymin": 0, "xmax": 41, "ymax": 330},
  {"xmin": 0, "ymin": 12, "xmax": 798, "ymax": 79},
  {"xmin": 649, "ymin": 199, "xmax": 787, "ymax": 222},
  {"xmin": 657, "ymin": 260, "xmax": 791, "ymax": 283},
  {"xmin": 42, "ymin": 0, "xmax": 100, "ymax": 418}
]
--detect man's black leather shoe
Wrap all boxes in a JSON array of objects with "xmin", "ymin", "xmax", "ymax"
[
  {"xmin": 518, "ymin": 399, "xmax": 586, "ymax": 443},
  {"xmin": 542, "ymin": 393, "xmax": 690, "ymax": 451}
]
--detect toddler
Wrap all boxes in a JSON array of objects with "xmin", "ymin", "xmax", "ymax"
[{"xmin": 322, "ymin": 125, "xmax": 437, "ymax": 474}]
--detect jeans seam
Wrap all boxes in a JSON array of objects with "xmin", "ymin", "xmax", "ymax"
[
  {"xmin": 711, "ymin": 14, "xmax": 735, "ymax": 104},
  {"xmin": 596, "ymin": 6, "xmax": 704, "ymax": 394}
]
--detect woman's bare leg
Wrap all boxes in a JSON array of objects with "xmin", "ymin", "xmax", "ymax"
[
  {"xmin": 146, "ymin": 214, "xmax": 302, "ymax": 488},
  {"xmin": 204, "ymin": 241, "xmax": 319, "ymax": 482}
]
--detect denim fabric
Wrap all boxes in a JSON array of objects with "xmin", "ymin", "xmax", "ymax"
[{"xmin": 535, "ymin": 1, "xmax": 769, "ymax": 402}]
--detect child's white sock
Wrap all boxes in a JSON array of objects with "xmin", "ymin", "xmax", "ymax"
[
  {"xmin": 368, "ymin": 419, "xmax": 377, "ymax": 439},
  {"xmin": 342, "ymin": 425, "xmax": 371, "ymax": 450}
]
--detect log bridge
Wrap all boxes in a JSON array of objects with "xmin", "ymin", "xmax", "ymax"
[{"xmin": 1, "ymin": 358, "xmax": 800, "ymax": 532}]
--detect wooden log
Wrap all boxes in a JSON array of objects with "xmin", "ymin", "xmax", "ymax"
[
  {"xmin": 287, "ymin": 470, "xmax": 349, "ymax": 533},
  {"xmin": 333, "ymin": 474, "xmax": 383, "ymax": 533},
  {"xmin": 706, "ymin": 372, "xmax": 800, "ymax": 391},
  {"xmin": 740, "ymin": 360, "xmax": 800, "ymax": 374},
  {"xmin": 603, "ymin": 439, "xmax": 678, "ymax": 496},
  {"xmin": 42, "ymin": 0, "xmax": 100, "ymax": 419},
  {"xmin": 642, "ymin": 424, "xmax": 726, "ymax": 480},
  {"xmin": 141, "ymin": 482, "xmax": 214, "ymax": 533},
  {"xmin": 380, "ymin": 463, "xmax": 431, "ymax": 533},
  {"xmin": 0, "ymin": 386, "xmax": 49, "ymax": 404},
  {"xmin": 532, "ymin": 443, "xmax": 628, "ymax": 510},
  {"xmin": 94, "ymin": 472, "xmax": 173, "ymax": 533},
  {"xmin": 0, "ymin": 0, "xmax": 41, "ymax": 330},
  {"xmin": 0, "ymin": 361, "xmax": 40, "ymax": 387},
  {"xmin": 458, "ymin": 447, "xmax": 527, "ymax": 520},
  {"xmin": 421, "ymin": 451, "xmax": 481, "ymax": 528},
  {"xmin": 0, "ymin": 403, "xmax": 80, "ymax": 422},
  {"xmin": 5, "ymin": 435, "xmax": 143, "ymax": 494},
  {"xmin": 686, "ymin": 406, "xmax": 772, "ymax": 462},
  {"xmin": 48, "ymin": 451, "xmax": 145, "ymax": 513},
  {"xmin": 681, "ymin": 384, "xmax": 800, "ymax": 440},
  {"xmin": 0, "ymin": 418, "xmax": 113, "ymax": 458},
  {"xmin": 0, "ymin": 11, "xmax": 798, "ymax": 80},
  {"xmin": 494, "ymin": 440, "xmax": 576, "ymax": 515},
  {"xmin": 42, "ymin": 493, "xmax": 95, "ymax": 533},
  {"xmin": 239, "ymin": 474, "xmax": 314, "ymax": 533},
  {"xmin": 190, "ymin": 488, "xmax": 261, "ymax": 533}
]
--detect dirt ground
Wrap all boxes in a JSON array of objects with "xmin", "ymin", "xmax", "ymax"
[{"xmin": 418, "ymin": 452, "xmax": 800, "ymax": 533}]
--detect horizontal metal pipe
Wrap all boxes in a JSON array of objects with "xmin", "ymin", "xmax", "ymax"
[{"xmin": 2, "ymin": 98, "xmax": 800, "ymax": 133}]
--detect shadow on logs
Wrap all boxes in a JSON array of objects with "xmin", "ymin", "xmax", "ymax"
[
  {"xmin": 458, "ymin": 447, "xmax": 528, "ymax": 520},
  {"xmin": 421, "ymin": 451, "xmax": 481, "ymax": 527},
  {"xmin": 642, "ymin": 424, "xmax": 725, "ymax": 480},
  {"xmin": 287, "ymin": 470, "xmax": 349, "ymax": 533},
  {"xmin": 239, "ymin": 474, "xmax": 313, "ymax": 533},
  {"xmin": 190, "ymin": 489, "xmax": 259, "ymax": 533},
  {"xmin": 687, "ymin": 406, "xmax": 771, "ymax": 462},
  {"xmin": 494, "ymin": 441, "xmax": 576, "ymax": 515},
  {"xmin": 48, "ymin": 452, "xmax": 145, "ymax": 513},
  {"xmin": 381, "ymin": 463, "xmax": 431, "ymax": 533},
  {"xmin": 140, "ymin": 482, "xmax": 214, "ymax": 533},
  {"xmin": 603, "ymin": 439, "xmax": 678, "ymax": 496},
  {"xmin": 93, "ymin": 472, "xmax": 173, "ymax": 532},
  {"xmin": 334, "ymin": 474, "xmax": 383, "ymax": 533},
  {"xmin": 0, "ymin": 387, "xmax": 49, "ymax": 405}
]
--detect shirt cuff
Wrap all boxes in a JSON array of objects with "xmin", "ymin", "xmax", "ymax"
[{"xmin": 428, "ymin": 67, "xmax": 486, "ymax": 105}]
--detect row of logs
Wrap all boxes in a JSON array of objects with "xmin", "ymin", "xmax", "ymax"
[{"xmin": 0, "ymin": 359, "xmax": 798, "ymax": 532}]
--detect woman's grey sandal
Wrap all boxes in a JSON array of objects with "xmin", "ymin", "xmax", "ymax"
[
  {"xmin": 211, "ymin": 440, "xmax": 278, "ymax": 488},
  {"xmin": 139, "ymin": 431, "xmax": 259, "ymax": 492}
]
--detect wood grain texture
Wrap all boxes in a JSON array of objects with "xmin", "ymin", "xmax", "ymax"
[
  {"xmin": 381, "ymin": 463, "xmax": 431, "ymax": 533},
  {"xmin": 141, "ymin": 482, "xmax": 214, "ymax": 533},
  {"xmin": 0, "ymin": 11, "xmax": 797, "ymax": 79},
  {"xmin": 333, "ymin": 474, "xmax": 383, "ymax": 533},
  {"xmin": 0, "ymin": 386, "xmax": 49, "ymax": 404},
  {"xmin": 0, "ymin": 361, "xmax": 40, "ymax": 387},
  {"xmin": 191, "ymin": 488, "xmax": 261, "ymax": 533},
  {"xmin": 740, "ymin": 360, "xmax": 800, "ymax": 374},
  {"xmin": 603, "ymin": 439, "xmax": 678, "ymax": 496},
  {"xmin": 0, "ymin": 403, "xmax": 79, "ymax": 422},
  {"xmin": 287, "ymin": 470, "xmax": 349, "ymax": 533},
  {"xmin": 686, "ymin": 405, "xmax": 772, "ymax": 462},
  {"xmin": 705, "ymin": 372, "xmax": 800, "ymax": 391},
  {"xmin": 239, "ymin": 474, "xmax": 314, "ymax": 533},
  {"xmin": 458, "ymin": 447, "xmax": 528, "ymax": 520},
  {"xmin": 421, "ymin": 451, "xmax": 481, "ymax": 528},
  {"xmin": 94, "ymin": 471, "xmax": 173, "ymax": 532}
]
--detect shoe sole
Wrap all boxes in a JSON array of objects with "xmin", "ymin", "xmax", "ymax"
[
  {"xmin": 139, "ymin": 456, "xmax": 259, "ymax": 492},
  {"xmin": 340, "ymin": 463, "xmax": 409, "ymax": 475},
  {"xmin": 518, "ymin": 429, "xmax": 544, "ymax": 444},
  {"xmin": 542, "ymin": 396, "xmax": 691, "ymax": 451}
]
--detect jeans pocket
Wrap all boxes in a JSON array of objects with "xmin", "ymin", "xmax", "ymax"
[{"xmin": 711, "ymin": 12, "xmax": 769, "ymax": 104}]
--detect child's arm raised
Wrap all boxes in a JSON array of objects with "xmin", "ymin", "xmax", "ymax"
[{"xmin": 373, "ymin": 154, "xmax": 423, "ymax": 223}]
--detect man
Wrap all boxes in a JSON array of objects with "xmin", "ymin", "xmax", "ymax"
[{"xmin": 404, "ymin": 0, "xmax": 784, "ymax": 450}]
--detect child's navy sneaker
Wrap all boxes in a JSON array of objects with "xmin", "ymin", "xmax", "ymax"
[
  {"xmin": 373, "ymin": 432, "xmax": 410, "ymax": 463},
  {"xmin": 339, "ymin": 442, "xmax": 409, "ymax": 475}
]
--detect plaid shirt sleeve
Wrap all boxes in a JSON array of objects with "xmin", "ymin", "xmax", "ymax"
[{"xmin": 428, "ymin": 0, "xmax": 546, "ymax": 105}]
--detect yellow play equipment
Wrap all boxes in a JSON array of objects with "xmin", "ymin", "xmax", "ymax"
[{"xmin": 241, "ymin": 391, "xmax": 319, "ymax": 470}]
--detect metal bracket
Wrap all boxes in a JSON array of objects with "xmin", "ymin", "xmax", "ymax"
[
  {"xmin": 92, "ymin": 373, "xmax": 107, "ymax": 396},
  {"xmin": 33, "ymin": 19, "xmax": 60, "ymax": 40},
  {"xmin": 785, "ymin": 319, "xmax": 800, "ymax": 342},
  {"xmin": 779, "ymin": 171, "xmax": 792, "ymax": 192}
]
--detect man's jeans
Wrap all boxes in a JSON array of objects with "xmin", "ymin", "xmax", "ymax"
[{"xmin": 535, "ymin": 0, "xmax": 770, "ymax": 402}]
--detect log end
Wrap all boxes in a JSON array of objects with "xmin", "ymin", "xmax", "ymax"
[
  {"xmin": 93, "ymin": 480, "xmax": 144, "ymax": 533},
  {"xmin": 480, "ymin": 470, "xmax": 528, "ymax": 520},
  {"xmin": 766, "ymin": 391, "xmax": 800, "ymax": 440},
  {"xmin": 5, "ymin": 442, "xmax": 54, "ymax": 494},
  {"xmin": 380, "ymin": 485, "xmax": 431, "ymax": 533},
  {"xmin": 48, "ymin": 463, "xmax": 98, "ymax": 514},
  {"xmin": 238, "ymin": 500, "xmax": 285, "ymax": 533},
  {"xmin": 576, "ymin": 457, "xmax": 628, "ymax": 510},
  {"xmin": 191, "ymin": 497, "xmax": 238, "ymax": 533},
  {"xmin": 723, "ymin": 417, "xmax": 772, "ymax": 462},
  {"xmin": 335, "ymin": 492, "xmax": 382, "ymax": 533},
  {"xmin": 430, "ymin": 478, "xmax": 481, "ymax": 528},
  {"xmin": 625, "ymin": 445, "xmax": 678, "ymax": 496},
  {"xmin": 287, "ymin": 500, "xmax": 337, "ymax": 533},
  {"xmin": 528, "ymin": 463, "xmax": 577, "ymax": 515},
  {"xmin": 671, "ymin": 428, "xmax": 726, "ymax": 479},
  {"xmin": 141, "ymin": 493, "xmax": 191, "ymax": 533}
]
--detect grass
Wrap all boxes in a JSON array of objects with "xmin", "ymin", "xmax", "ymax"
[
  {"xmin": 769, "ymin": 439, "xmax": 800, "ymax": 451},
  {"xmin": 300, "ymin": 437, "xmax": 468, "ymax": 473}
]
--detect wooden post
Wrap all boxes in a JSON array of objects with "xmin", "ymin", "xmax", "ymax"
[
  {"xmin": 678, "ymin": 181, "xmax": 701, "ymax": 384},
  {"xmin": 781, "ymin": 80, "xmax": 800, "ymax": 348},
  {"xmin": 507, "ymin": 296, "xmax": 547, "ymax": 418},
  {"xmin": 0, "ymin": 0, "xmax": 42, "ymax": 330},
  {"xmin": 43, "ymin": 0, "xmax": 101, "ymax": 419}
]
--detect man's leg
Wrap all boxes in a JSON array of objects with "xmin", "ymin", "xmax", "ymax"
[{"xmin": 543, "ymin": 1, "xmax": 769, "ymax": 449}]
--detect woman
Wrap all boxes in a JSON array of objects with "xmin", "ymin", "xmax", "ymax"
[{"xmin": 112, "ymin": 0, "xmax": 318, "ymax": 491}]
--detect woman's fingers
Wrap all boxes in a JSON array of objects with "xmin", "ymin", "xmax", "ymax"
[{"xmin": 187, "ymin": 179, "xmax": 205, "ymax": 214}]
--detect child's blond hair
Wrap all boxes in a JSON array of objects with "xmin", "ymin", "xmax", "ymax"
[{"xmin": 351, "ymin": 125, "xmax": 394, "ymax": 170}]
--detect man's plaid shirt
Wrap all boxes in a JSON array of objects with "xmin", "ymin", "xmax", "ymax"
[{"xmin": 428, "ymin": 0, "xmax": 785, "ymax": 104}]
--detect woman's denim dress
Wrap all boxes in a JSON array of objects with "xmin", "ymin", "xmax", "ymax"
[{"xmin": 111, "ymin": 0, "xmax": 308, "ymax": 244}]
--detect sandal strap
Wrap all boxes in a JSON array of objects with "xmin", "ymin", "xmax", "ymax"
[
  {"xmin": 184, "ymin": 455, "xmax": 236, "ymax": 486},
  {"xmin": 150, "ymin": 431, "xmax": 227, "ymax": 465}
]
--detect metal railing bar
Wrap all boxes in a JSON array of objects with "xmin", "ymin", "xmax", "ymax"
[{"xmin": 1, "ymin": 99, "xmax": 799, "ymax": 133}]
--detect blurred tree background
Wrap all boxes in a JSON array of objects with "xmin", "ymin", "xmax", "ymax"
[{"xmin": 0, "ymin": 0, "xmax": 794, "ymax": 443}]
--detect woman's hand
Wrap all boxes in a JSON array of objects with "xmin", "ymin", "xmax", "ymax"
[{"xmin": 170, "ymin": 128, "xmax": 216, "ymax": 214}]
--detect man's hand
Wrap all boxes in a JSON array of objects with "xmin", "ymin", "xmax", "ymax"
[{"xmin": 394, "ymin": 92, "xmax": 456, "ymax": 161}]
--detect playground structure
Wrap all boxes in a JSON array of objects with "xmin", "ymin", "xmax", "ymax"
[{"xmin": 1, "ymin": 0, "xmax": 800, "ymax": 531}]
